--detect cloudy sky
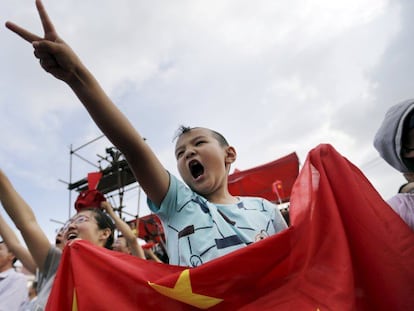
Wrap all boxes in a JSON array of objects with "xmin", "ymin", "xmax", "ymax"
[{"xmin": 1, "ymin": 0, "xmax": 412, "ymax": 244}]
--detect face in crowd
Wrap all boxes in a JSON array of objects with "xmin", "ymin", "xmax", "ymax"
[
  {"xmin": 174, "ymin": 126, "xmax": 235, "ymax": 197},
  {"xmin": 402, "ymin": 128, "xmax": 414, "ymax": 159},
  {"xmin": 112, "ymin": 236, "xmax": 130, "ymax": 254},
  {"xmin": 61, "ymin": 208, "xmax": 115, "ymax": 249},
  {"xmin": 0, "ymin": 241, "xmax": 16, "ymax": 272}
]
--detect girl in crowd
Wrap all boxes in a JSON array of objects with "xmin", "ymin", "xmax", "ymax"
[{"xmin": 0, "ymin": 169, "xmax": 115, "ymax": 311}]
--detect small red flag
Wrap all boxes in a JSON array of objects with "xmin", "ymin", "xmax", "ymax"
[{"xmin": 272, "ymin": 180, "xmax": 285, "ymax": 202}]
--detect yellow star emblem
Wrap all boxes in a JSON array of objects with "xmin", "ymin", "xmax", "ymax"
[{"xmin": 148, "ymin": 269, "xmax": 223, "ymax": 309}]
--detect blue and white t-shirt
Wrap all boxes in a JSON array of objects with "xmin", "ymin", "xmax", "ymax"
[{"xmin": 148, "ymin": 174, "xmax": 288, "ymax": 267}]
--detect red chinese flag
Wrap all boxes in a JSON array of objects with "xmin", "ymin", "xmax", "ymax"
[{"xmin": 46, "ymin": 144, "xmax": 414, "ymax": 310}]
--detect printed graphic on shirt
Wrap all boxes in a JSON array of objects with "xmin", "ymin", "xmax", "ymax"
[{"xmin": 168, "ymin": 196, "xmax": 275, "ymax": 267}]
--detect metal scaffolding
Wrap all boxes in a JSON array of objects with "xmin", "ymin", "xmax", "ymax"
[{"xmin": 63, "ymin": 135, "xmax": 139, "ymax": 220}]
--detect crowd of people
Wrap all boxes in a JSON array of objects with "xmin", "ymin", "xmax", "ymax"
[{"xmin": 1, "ymin": 0, "xmax": 413, "ymax": 310}]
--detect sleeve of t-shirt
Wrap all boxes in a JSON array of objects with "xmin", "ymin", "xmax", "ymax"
[
  {"xmin": 267, "ymin": 200, "xmax": 288, "ymax": 232},
  {"xmin": 147, "ymin": 172, "xmax": 174, "ymax": 215},
  {"xmin": 147, "ymin": 174, "xmax": 193, "ymax": 220},
  {"xmin": 37, "ymin": 246, "xmax": 62, "ymax": 292}
]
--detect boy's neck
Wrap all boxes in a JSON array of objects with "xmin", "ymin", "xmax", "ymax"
[{"xmin": 206, "ymin": 192, "xmax": 239, "ymax": 205}]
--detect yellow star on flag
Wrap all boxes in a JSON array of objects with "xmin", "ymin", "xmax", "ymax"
[{"xmin": 148, "ymin": 269, "xmax": 223, "ymax": 309}]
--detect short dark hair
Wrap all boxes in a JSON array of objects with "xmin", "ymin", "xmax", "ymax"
[
  {"xmin": 174, "ymin": 125, "xmax": 229, "ymax": 147},
  {"xmin": 84, "ymin": 208, "xmax": 116, "ymax": 250}
]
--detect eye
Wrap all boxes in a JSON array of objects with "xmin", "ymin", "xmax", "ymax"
[
  {"xmin": 74, "ymin": 215, "xmax": 89, "ymax": 224},
  {"xmin": 195, "ymin": 140, "xmax": 206, "ymax": 146},
  {"xmin": 176, "ymin": 150, "xmax": 184, "ymax": 159}
]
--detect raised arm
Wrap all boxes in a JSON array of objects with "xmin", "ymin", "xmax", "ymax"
[
  {"xmin": 101, "ymin": 201, "xmax": 145, "ymax": 259},
  {"xmin": 144, "ymin": 247, "xmax": 163, "ymax": 263},
  {"xmin": 0, "ymin": 214, "xmax": 37, "ymax": 273},
  {"xmin": 5, "ymin": 0, "xmax": 169, "ymax": 206},
  {"xmin": 0, "ymin": 170, "xmax": 51, "ymax": 272}
]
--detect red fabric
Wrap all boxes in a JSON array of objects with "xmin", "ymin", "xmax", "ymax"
[
  {"xmin": 74, "ymin": 189, "xmax": 106, "ymax": 212},
  {"xmin": 228, "ymin": 152, "xmax": 299, "ymax": 203},
  {"xmin": 74, "ymin": 172, "xmax": 105, "ymax": 212},
  {"xmin": 87, "ymin": 172, "xmax": 102, "ymax": 190},
  {"xmin": 127, "ymin": 214, "xmax": 165, "ymax": 243},
  {"xmin": 46, "ymin": 144, "xmax": 414, "ymax": 310},
  {"xmin": 142, "ymin": 242, "xmax": 156, "ymax": 249}
]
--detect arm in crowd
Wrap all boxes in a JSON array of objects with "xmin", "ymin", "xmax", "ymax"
[
  {"xmin": 5, "ymin": 0, "xmax": 170, "ymax": 207},
  {"xmin": 0, "ymin": 170, "xmax": 51, "ymax": 272},
  {"xmin": 0, "ymin": 213, "xmax": 37, "ymax": 274},
  {"xmin": 144, "ymin": 248, "xmax": 163, "ymax": 263},
  {"xmin": 101, "ymin": 201, "xmax": 145, "ymax": 259}
]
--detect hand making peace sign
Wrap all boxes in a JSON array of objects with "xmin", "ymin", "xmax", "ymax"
[{"xmin": 6, "ymin": 0, "xmax": 82, "ymax": 82}]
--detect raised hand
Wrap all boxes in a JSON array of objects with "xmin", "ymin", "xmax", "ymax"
[
  {"xmin": 6, "ymin": 0, "xmax": 57, "ymax": 43},
  {"xmin": 6, "ymin": 0, "xmax": 170, "ymax": 209},
  {"xmin": 100, "ymin": 201, "xmax": 146, "ymax": 259},
  {"xmin": 101, "ymin": 201, "xmax": 114, "ymax": 215},
  {"xmin": 5, "ymin": 0, "xmax": 82, "ymax": 82}
]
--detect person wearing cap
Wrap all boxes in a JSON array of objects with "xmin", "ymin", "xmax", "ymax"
[
  {"xmin": 374, "ymin": 99, "xmax": 414, "ymax": 172},
  {"xmin": 374, "ymin": 99, "xmax": 414, "ymax": 230},
  {"xmin": 0, "ymin": 240, "xmax": 28, "ymax": 311},
  {"xmin": 0, "ymin": 169, "xmax": 115, "ymax": 311}
]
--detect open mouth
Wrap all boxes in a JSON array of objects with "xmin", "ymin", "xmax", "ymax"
[
  {"xmin": 189, "ymin": 160, "xmax": 204, "ymax": 179},
  {"xmin": 66, "ymin": 232, "xmax": 78, "ymax": 240}
]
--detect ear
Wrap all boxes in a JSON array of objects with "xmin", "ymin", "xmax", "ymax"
[
  {"xmin": 225, "ymin": 146, "xmax": 237, "ymax": 165},
  {"xmin": 7, "ymin": 252, "xmax": 16, "ymax": 263},
  {"xmin": 99, "ymin": 228, "xmax": 112, "ymax": 242}
]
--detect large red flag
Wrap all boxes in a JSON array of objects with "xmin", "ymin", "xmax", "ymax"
[{"xmin": 46, "ymin": 144, "xmax": 414, "ymax": 310}]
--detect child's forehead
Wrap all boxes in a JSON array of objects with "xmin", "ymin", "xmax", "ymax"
[{"xmin": 176, "ymin": 128, "xmax": 212, "ymax": 143}]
